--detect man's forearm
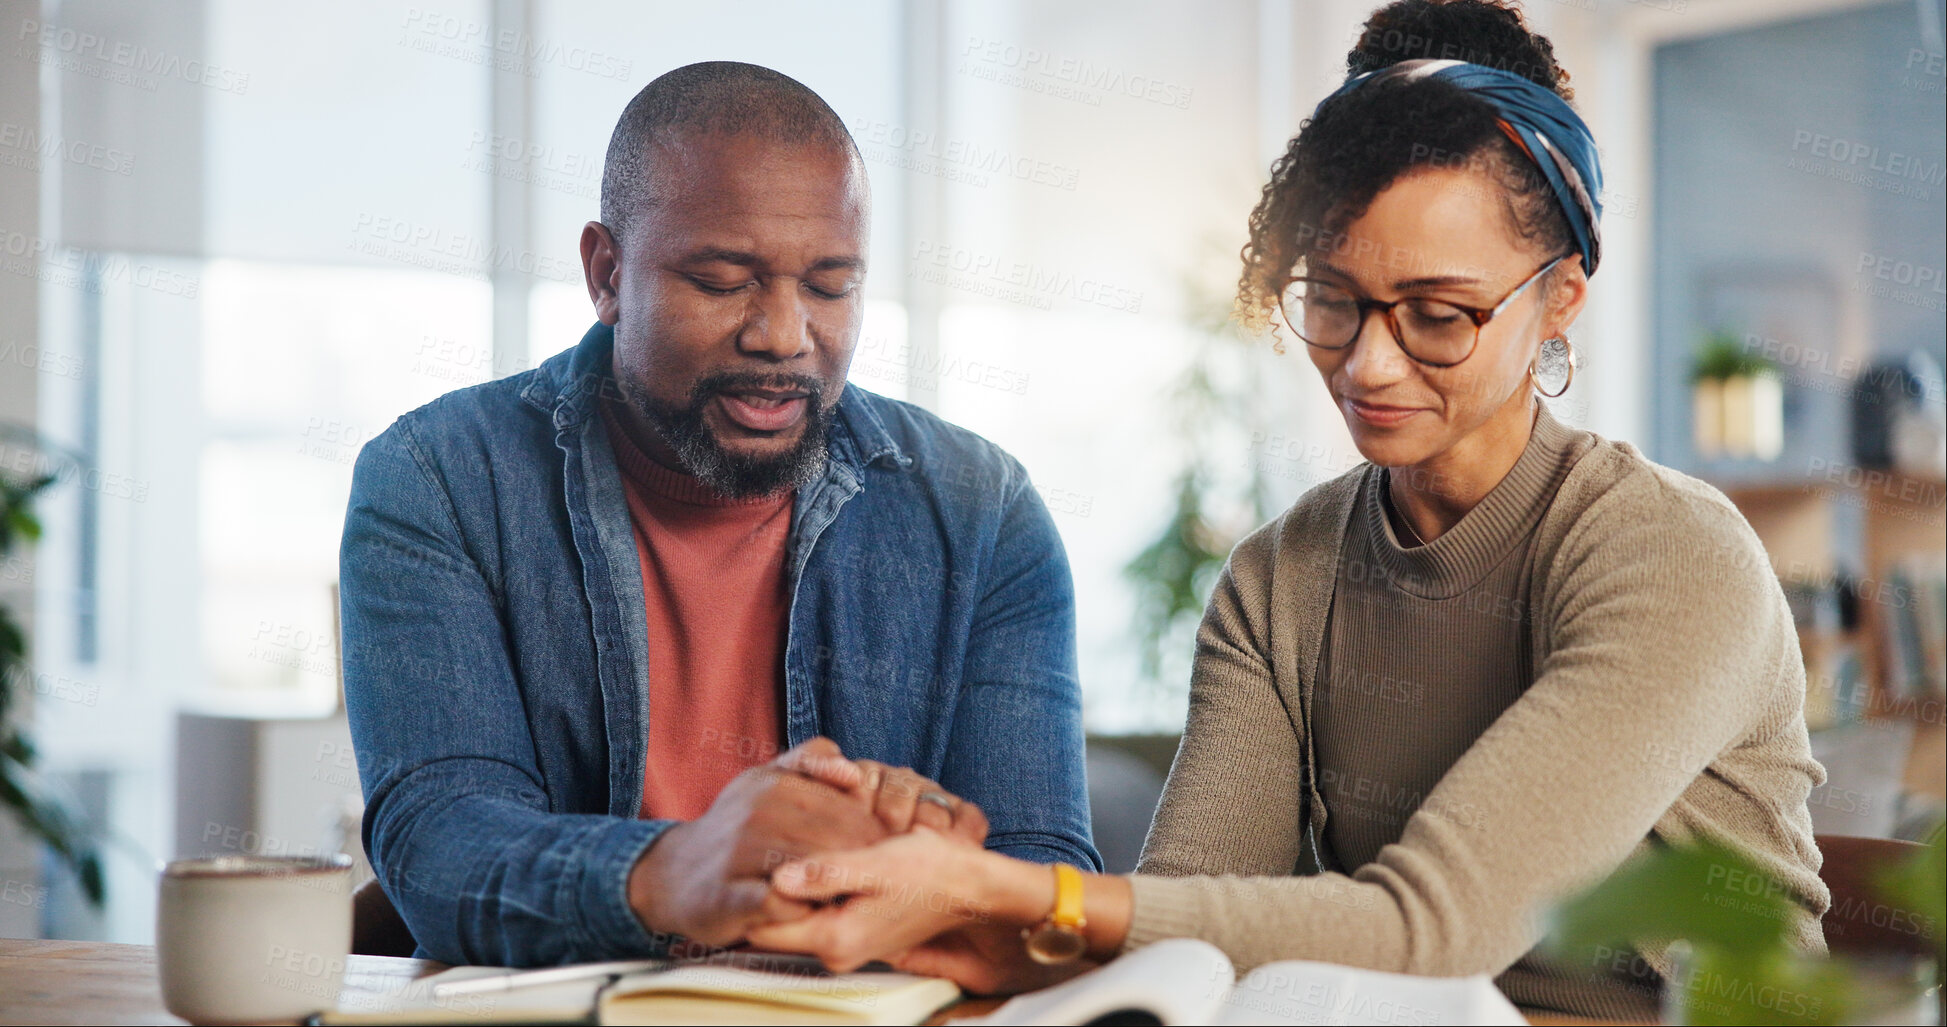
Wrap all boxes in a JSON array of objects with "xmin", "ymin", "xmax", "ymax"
[{"xmin": 364, "ymin": 776, "xmax": 677, "ymax": 966}]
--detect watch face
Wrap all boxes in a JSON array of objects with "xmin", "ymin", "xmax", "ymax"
[{"xmin": 1023, "ymin": 924, "xmax": 1089, "ymax": 965}]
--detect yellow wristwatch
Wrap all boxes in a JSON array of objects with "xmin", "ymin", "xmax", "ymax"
[{"xmin": 1021, "ymin": 863, "xmax": 1088, "ymax": 965}]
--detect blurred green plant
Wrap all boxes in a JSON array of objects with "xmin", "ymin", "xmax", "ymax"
[
  {"xmin": 1878, "ymin": 822, "xmax": 1946, "ymax": 960},
  {"xmin": 1879, "ymin": 820, "xmax": 1946, "ymax": 1023},
  {"xmin": 0, "ymin": 425, "xmax": 103, "ymax": 907},
  {"xmin": 1547, "ymin": 831, "xmax": 1943, "ymax": 1025},
  {"xmin": 1123, "ymin": 254, "xmax": 1273, "ymax": 700},
  {"xmin": 1123, "ymin": 454, "xmax": 1236, "ymax": 685},
  {"xmin": 1690, "ymin": 329, "xmax": 1779, "ymax": 383}
]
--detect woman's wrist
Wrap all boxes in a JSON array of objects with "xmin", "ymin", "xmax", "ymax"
[
  {"xmin": 979, "ymin": 850, "xmax": 1060, "ymax": 927},
  {"xmin": 976, "ymin": 854, "xmax": 1134, "ymax": 960},
  {"xmin": 1080, "ymin": 873, "xmax": 1133, "ymax": 960}
]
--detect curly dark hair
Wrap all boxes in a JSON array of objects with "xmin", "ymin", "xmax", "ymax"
[
  {"xmin": 1238, "ymin": 0, "xmax": 1579, "ymax": 334},
  {"xmin": 1347, "ymin": 0, "xmax": 1571, "ymax": 95}
]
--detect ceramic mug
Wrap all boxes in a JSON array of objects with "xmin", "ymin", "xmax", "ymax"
[{"xmin": 155, "ymin": 854, "xmax": 354, "ymax": 1024}]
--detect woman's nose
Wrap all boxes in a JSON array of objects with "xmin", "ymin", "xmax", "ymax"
[{"xmin": 1341, "ymin": 307, "xmax": 1415, "ymax": 385}]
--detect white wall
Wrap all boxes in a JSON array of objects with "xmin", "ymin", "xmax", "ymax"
[{"xmin": 0, "ymin": 0, "xmax": 44, "ymax": 942}]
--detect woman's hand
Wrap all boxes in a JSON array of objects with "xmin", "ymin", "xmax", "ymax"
[
  {"xmin": 746, "ymin": 829, "xmax": 996, "ymax": 971},
  {"xmin": 886, "ymin": 924, "xmax": 1097, "ymax": 996},
  {"xmin": 744, "ymin": 829, "xmax": 1053, "ymax": 982},
  {"xmin": 750, "ymin": 829, "xmax": 1125, "ymax": 995}
]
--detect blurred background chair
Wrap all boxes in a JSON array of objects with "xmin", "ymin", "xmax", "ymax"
[
  {"xmin": 351, "ymin": 878, "xmax": 416, "ymax": 958},
  {"xmin": 1814, "ymin": 833, "xmax": 1932, "ymax": 962},
  {"xmin": 1085, "ymin": 736, "xmax": 1173, "ymax": 874}
]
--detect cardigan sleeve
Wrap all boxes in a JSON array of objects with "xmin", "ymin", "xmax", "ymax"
[
  {"xmin": 1135, "ymin": 518, "xmax": 1311, "ymax": 881},
  {"xmin": 1120, "ymin": 467, "xmax": 1825, "ymax": 978}
]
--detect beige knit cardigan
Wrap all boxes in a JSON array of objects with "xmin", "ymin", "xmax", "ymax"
[{"xmin": 1126, "ymin": 428, "xmax": 1828, "ymax": 1009}]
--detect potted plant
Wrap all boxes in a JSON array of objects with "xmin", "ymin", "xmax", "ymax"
[
  {"xmin": 0, "ymin": 426, "xmax": 104, "ymax": 910},
  {"xmin": 1691, "ymin": 331, "xmax": 1785, "ymax": 462},
  {"xmin": 1547, "ymin": 826, "xmax": 1944, "ymax": 1025}
]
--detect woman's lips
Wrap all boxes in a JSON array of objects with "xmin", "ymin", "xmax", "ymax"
[
  {"xmin": 716, "ymin": 392, "xmax": 808, "ymax": 433},
  {"xmin": 1345, "ymin": 398, "xmax": 1424, "ymax": 428}
]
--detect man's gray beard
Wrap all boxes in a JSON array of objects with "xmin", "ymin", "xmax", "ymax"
[{"xmin": 619, "ymin": 373, "xmax": 832, "ymax": 500}]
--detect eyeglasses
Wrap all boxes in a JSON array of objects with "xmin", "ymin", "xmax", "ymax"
[{"xmin": 1278, "ymin": 256, "xmax": 1564, "ymax": 368}]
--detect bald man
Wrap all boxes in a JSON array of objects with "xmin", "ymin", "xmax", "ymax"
[{"xmin": 339, "ymin": 62, "xmax": 1098, "ymax": 967}]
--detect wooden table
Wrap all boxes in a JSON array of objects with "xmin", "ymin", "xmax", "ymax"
[
  {"xmin": 0, "ymin": 937, "xmax": 1627, "ymax": 1025},
  {"xmin": 0, "ymin": 939, "xmax": 998, "ymax": 1026}
]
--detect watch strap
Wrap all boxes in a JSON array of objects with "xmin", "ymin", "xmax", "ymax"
[{"xmin": 1050, "ymin": 862, "xmax": 1086, "ymax": 930}]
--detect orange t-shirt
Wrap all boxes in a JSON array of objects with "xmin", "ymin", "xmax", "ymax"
[{"xmin": 601, "ymin": 405, "xmax": 791, "ymax": 822}]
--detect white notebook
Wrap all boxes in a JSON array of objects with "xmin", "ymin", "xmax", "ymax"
[
  {"xmin": 319, "ymin": 952, "xmax": 959, "ymax": 1026},
  {"xmin": 951, "ymin": 938, "xmax": 1524, "ymax": 1026}
]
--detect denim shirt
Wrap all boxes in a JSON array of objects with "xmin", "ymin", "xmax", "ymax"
[{"xmin": 339, "ymin": 322, "xmax": 1098, "ymax": 966}]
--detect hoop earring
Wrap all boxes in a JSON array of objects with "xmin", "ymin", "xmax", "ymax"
[{"xmin": 1530, "ymin": 336, "xmax": 1574, "ymax": 398}]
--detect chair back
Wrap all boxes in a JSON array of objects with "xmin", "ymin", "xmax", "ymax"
[
  {"xmin": 352, "ymin": 877, "xmax": 418, "ymax": 957},
  {"xmin": 1814, "ymin": 833, "xmax": 1932, "ymax": 961}
]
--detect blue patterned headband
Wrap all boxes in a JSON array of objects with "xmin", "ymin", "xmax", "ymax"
[{"xmin": 1321, "ymin": 58, "xmax": 1604, "ymax": 275}]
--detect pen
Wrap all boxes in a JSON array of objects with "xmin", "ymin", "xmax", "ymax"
[{"xmin": 430, "ymin": 958, "xmax": 667, "ymax": 997}]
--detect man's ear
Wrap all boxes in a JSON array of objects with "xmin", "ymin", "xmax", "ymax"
[{"xmin": 580, "ymin": 221, "xmax": 623, "ymax": 325}]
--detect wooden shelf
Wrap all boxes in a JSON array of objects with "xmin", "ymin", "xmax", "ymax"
[
  {"xmin": 1713, "ymin": 469, "xmax": 1946, "ymax": 505},
  {"xmin": 1715, "ymin": 468, "xmax": 1945, "ymax": 810}
]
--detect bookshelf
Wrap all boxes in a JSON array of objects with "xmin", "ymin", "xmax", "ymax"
[{"xmin": 1718, "ymin": 471, "xmax": 1947, "ymax": 806}]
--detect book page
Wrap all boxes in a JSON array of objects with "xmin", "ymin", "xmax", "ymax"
[
  {"xmin": 951, "ymin": 938, "xmax": 1234, "ymax": 1026},
  {"xmin": 1216, "ymin": 960, "xmax": 1524, "ymax": 1026}
]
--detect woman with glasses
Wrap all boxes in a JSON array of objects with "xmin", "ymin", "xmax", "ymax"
[{"xmin": 748, "ymin": 2, "xmax": 1827, "ymax": 1018}]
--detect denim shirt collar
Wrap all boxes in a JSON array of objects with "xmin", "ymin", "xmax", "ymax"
[
  {"xmin": 521, "ymin": 321, "xmax": 912, "ymax": 769},
  {"xmin": 519, "ymin": 321, "xmax": 909, "ymax": 478}
]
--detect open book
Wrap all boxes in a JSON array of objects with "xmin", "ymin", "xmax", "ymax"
[
  {"xmin": 318, "ymin": 952, "xmax": 960, "ymax": 1026},
  {"xmin": 954, "ymin": 938, "xmax": 1524, "ymax": 1026}
]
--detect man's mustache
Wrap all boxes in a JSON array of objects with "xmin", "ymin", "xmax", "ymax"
[{"xmin": 688, "ymin": 370, "xmax": 826, "ymax": 408}]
